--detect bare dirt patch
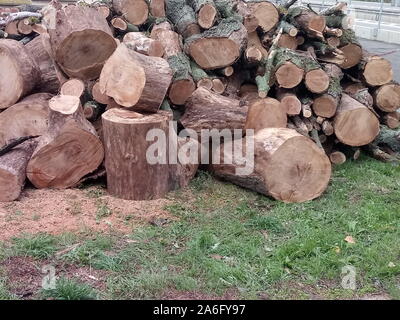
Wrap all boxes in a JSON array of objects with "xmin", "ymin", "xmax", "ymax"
[{"xmin": 0, "ymin": 186, "xmax": 173, "ymax": 242}]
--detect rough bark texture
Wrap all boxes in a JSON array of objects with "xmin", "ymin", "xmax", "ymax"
[
  {"xmin": 27, "ymin": 95, "xmax": 104, "ymax": 189},
  {"xmin": 43, "ymin": 4, "xmax": 117, "ymax": 80},
  {"xmin": 211, "ymin": 128, "xmax": 332, "ymax": 203},
  {"xmin": 102, "ymin": 108, "xmax": 172, "ymax": 200},
  {"xmin": 181, "ymin": 87, "xmax": 247, "ymax": 134},
  {"xmin": 334, "ymin": 93, "xmax": 380, "ymax": 146},
  {"xmin": 166, "ymin": 0, "xmax": 200, "ymax": 39},
  {"xmin": 0, "ymin": 139, "xmax": 38, "ymax": 202},
  {"xmin": 0, "ymin": 39, "xmax": 40, "ymax": 109},
  {"xmin": 0, "ymin": 93, "xmax": 52, "ymax": 146},
  {"xmin": 99, "ymin": 44, "xmax": 173, "ymax": 111}
]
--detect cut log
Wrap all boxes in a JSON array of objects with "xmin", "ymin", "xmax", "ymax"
[
  {"xmin": 301, "ymin": 98, "xmax": 313, "ymax": 118},
  {"xmin": 111, "ymin": 17, "xmax": 128, "ymax": 31},
  {"xmin": 338, "ymin": 29, "xmax": 362, "ymax": 69},
  {"xmin": 287, "ymin": 6, "xmax": 326, "ymax": 38},
  {"xmin": 17, "ymin": 18, "xmax": 32, "ymax": 35},
  {"xmin": 305, "ymin": 68, "xmax": 330, "ymax": 94},
  {"xmin": 211, "ymin": 78, "xmax": 226, "ymax": 94},
  {"xmin": 97, "ymin": 5, "xmax": 111, "ymax": 19},
  {"xmin": 276, "ymin": 88, "xmax": 301, "ymax": 115},
  {"xmin": 102, "ymin": 108, "xmax": 172, "ymax": 200},
  {"xmin": 325, "ymin": 14, "xmax": 354, "ymax": 29},
  {"xmin": 25, "ymin": 34, "xmax": 65, "ymax": 94},
  {"xmin": 123, "ymin": 32, "xmax": 165, "ymax": 57},
  {"xmin": 334, "ymin": 93, "xmax": 380, "ymax": 146},
  {"xmin": 210, "ymin": 127, "xmax": 332, "ymax": 203},
  {"xmin": 83, "ymin": 101, "xmax": 102, "ymax": 122},
  {"xmin": 322, "ymin": 120, "xmax": 334, "ymax": 136},
  {"xmin": 113, "ymin": 0, "xmax": 149, "ymax": 25},
  {"xmin": 329, "ymin": 151, "xmax": 346, "ymax": 165},
  {"xmin": 44, "ymin": 4, "xmax": 117, "ymax": 80},
  {"xmin": 239, "ymin": 0, "xmax": 279, "ymax": 33},
  {"xmin": 166, "ymin": 0, "xmax": 201, "ymax": 39},
  {"xmin": 0, "ymin": 93, "xmax": 52, "ymax": 146},
  {"xmin": 343, "ymin": 82, "xmax": 373, "ymax": 109},
  {"xmin": 244, "ymin": 98, "xmax": 287, "ymax": 133},
  {"xmin": 185, "ymin": 18, "xmax": 247, "ymax": 69},
  {"xmin": 181, "ymin": 87, "xmax": 247, "ymax": 134},
  {"xmin": 382, "ymin": 112, "xmax": 400, "ymax": 129},
  {"xmin": 0, "ymin": 39, "xmax": 40, "ymax": 109},
  {"xmin": 191, "ymin": 60, "xmax": 213, "ymax": 89},
  {"xmin": 360, "ymin": 52, "xmax": 393, "ymax": 87},
  {"xmin": 277, "ymin": 34, "xmax": 298, "ymax": 50},
  {"xmin": 0, "ymin": 139, "xmax": 38, "ymax": 202},
  {"xmin": 188, "ymin": 0, "xmax": 218, "ymax": 29},
  {"xmin": 27, "ymin": 95, "xmax": 104, "ymax": 189},
  {"xmin": 91, "ymin": 81, "xmax": 112, "ymax": 105},
  {"xmin": 150, "ymin": 0, "xmax": 166, "ymax": 17},
  {"xmin": 373, "ymin": 83, "xmax": 400, "ymax": 112},
  {"xmin": 275, "ymin": 61, "xmax": 304, "ymax": 89},
  {"xmin": 99, "ymin": 44, "xmax": 173, "ymax": 111},
  {"xmin": 312, "ymin": 77, "xmax": 341, "ymax": 118},
  {"xmin": 60, "ymin": 79, "xmax": 85, "ymax": 97}
]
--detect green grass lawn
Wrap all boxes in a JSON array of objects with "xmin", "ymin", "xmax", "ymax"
[{"xmin": 0, "ymin": 154, "xmax": 399, "ymax": 300}]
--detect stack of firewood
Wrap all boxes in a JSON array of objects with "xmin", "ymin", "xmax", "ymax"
[{"xmin": 0, "ymin": 0, "xmax": 398, "ymax": 204}]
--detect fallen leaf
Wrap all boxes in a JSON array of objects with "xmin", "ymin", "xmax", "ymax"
[{"xmin": 344, "ymin": 236, "xmax": 356, "ymax": 244}]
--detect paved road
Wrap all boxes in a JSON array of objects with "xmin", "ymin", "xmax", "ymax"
[{"xmin": 359, "ymin": 38, "xmax": 400, "ymax": 82}]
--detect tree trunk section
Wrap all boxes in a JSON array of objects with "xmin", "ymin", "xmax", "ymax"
[
  {"xmin": 113, "ymin": 0, "xmax": 149, "ymax": 25},
  {"xmin": 276, "ymin": 88, "xmax": 301, "ymax": 115},
  {"xmin": 123, "ymin": 32, "xmax": 165, "ymax": 57},
  {"xmin": 373, "ymin": 83, "xmax": 400, "ymax": 112},
  {"xmin": 360, "ymin": 52, "xmax": 393, "ymax": 87},
  {"xmin": 210, "ymin": 127, "xmax": 332, "ymax": 203}
]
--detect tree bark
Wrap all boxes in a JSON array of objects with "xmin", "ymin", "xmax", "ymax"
[
  {"xmin": 27, "ymin": 95, "xmax": 104, "ymax": 189},
  {"xmin": 123, "ymin": 32, "xmax": 165, "ymax": 57},
  {"xmin": 210, "ymin": 127, "xmax": 332, "ymax": 203},
  {"xmin": 334, "ymin": 93, "xmax": 380, "ymax": 146},
  {"xmin": 43, "ymin": 4, "xmax": 117, "ymax": 80},
  {"xmin": 0, "ymin": 39, "xmax": 40, "ymax": 109},
  {"xmin": 99, "ymin": 44, "xmax": 173, "ymax": 111},
  {"xmin": 166, "ymin": 0, "xmax": 201, "ymax": 39}
]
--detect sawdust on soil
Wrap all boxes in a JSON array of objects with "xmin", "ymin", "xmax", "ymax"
[{"xmin": 0, "ymin": 186, "xmax": 174, "ymax": 242}]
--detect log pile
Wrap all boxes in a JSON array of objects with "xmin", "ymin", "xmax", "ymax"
[{"xmin": 0, "ymin": 0, "xmax": 398, "ymax": 204}]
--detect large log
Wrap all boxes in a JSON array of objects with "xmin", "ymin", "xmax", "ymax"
[
  {"xmin": 0, "ymin": 93, "xmax": 52, "ymax": 146},
  {"xmin": 244, "ymin": 98, "xmax": 287, "ymax": 133},
  {"xmin": 0, "ymin": 39, "xmax": 40, "ymax": 109},
  {"xmin": 334, "ymin": 93, "xmax": 380, "ymax": 146},
  {"xmin": 113, "ymin": 0, "xmax": 149, "ymax": 25},
  {"xmin": 25, "ymin": 34, "xmax": 66, "ymax": 94},
  {"xmin": 0, "ymin": 139, "xmax": 38, "ymax": 202},
  {"xmin": 102, "ymin": 108, "xmax": 172, "ymax": 200},
  {"xmin": 237, "ymin": 0, "xmax": 279, "ymax": 33},
  {"xmin": 185, "ymin": 17, "xmax": 247, "ymax": 69},
  {"xmin": 99, "ymin": 44, "xmax": 173, "ymax": 111},
  {"xmin": 181, "ymin": 87, "xmax": 247, "ymax": 134},
  {"xmin": 211, "ymin": 128, "xmax": 332, "ymax": 203},
  {"xmin": 373, "ymin": 83, "xmax": 400, "ymax": 112},
  {"xmin": 43, "ymin": 4, "xmax": 117, "ymax": 80},
  {"xmin": 27, "ymin": 95, "xmax": 104, "ymax": 188}
]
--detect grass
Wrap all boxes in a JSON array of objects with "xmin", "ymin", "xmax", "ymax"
[
  {"xmin": 0, "ymin": 154, "xmax": 399, "ymax": 299},
  {"xmin": 41, "ymin": 277, "xmax": 97, "ymax": 300}
]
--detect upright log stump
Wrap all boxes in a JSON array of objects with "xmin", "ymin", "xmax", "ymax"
[{"xmin": 102, "ymin": 108, "xmax": 172, "ymax": 200}]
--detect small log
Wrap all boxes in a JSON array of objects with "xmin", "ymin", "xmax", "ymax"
[
  {"xmin": 99, "ymin": 44, "xmax": 173, "ymax": 111},
  {"xmin": 276, "ymin": 88, "xmax": 301, "ymax": 116},
  {"xmin": 382, "ymin": 112, "xmax": 400, "ymax": 129},
  {"xmin": 0, "ymin": 93, "xmax": 52, "ymax": 146},
  {"xmin": 0, "ymin": 139, "xmax": 38, "ymax": 202},
  {"xmin": 292, "ymin": 115, "xmax": 309, "ymax": 134},
  {"xmin": 329, "ymin": 151, "xmax": 346, "ymax": 165},
  {"xmin": 301, "ymin": 98, "xmax": 313, "ymax": 118},
  {"xmin": 244, "ymin": 98, "xmax": 287, "ymax": 133},
  {"xmin": 326, "ymin": 36, "xmax": 340, "ymax": 48},
  {"xmin": 27, "ymin": 95, "xmax": 104, "ymax": 188},
  {"xmin": 123, "ymin": 32, "xmax": 165, "ymax": 57},
  {"xmin": 111, "ymin": 17, "xmax": 128, "ymax": 31},
  {"xmin": 43, "ymin": 4, "xmax": 117, "ymax": 80},
  {"xmin": 25, "ymin": 34, "xmax": 65, "ymax": 94},
  {"xmin": 277, "ymin": 34, "xmax": 298, "ymax": 50},
  {"xmin": 0, "ymin": 39, "xmax": 40, "ymax": 109},
  {"xmin": 322, "ymin": 120, "xmax": 334, "ymax": 136},
  {"xmin": 17, "ymin": 18, "xmax": 32, "ymax": 35},
  {"xmin": 210, "ymin": 127, "xmax": 332, "ymax": 203},
  {"xmin": 113, "ymin": 0, "xmax": 149, "ymax": 25},
  {"xmin": 90, "ymin": 81, "xmax": 112, "ymax": 105},
  {"xmin": 287, "ymin": 6, "xmax": 326, "ymax": 38},
  {"xmin": 166, "ymin": 0, "xmax": 200, "ymax": 39},
  {"xmin": 325, "ymin": 14, "xmax": 354, "ymax": 29},
  {"xmin": 359, "ymin": 52, "xmax": 393, "ymax": 87},
  {"xmin": 150, "ymin": 0, "xmax": 166, "ymax": 17},
  {"xmin": 373, "ymin": 83, "xmax": 400, "ymax": 112},
  {"xmin": 185, "ymin": 18, "xmax": 247, "ymax": 69},
  {"xmin": 97, "ymin": 5, "xmax": 111, "ymax": 19},
  {"xmin": 338, "ymin": 29, "xmax": 362, "ymax": 69},
  {"xmin": 211, "ymin": 78, "xmax": 227, "ymax": 94},
  {"xmin": 181, "ymin": 87, "xmax": 247, "ymax": 134},
  {"xmin": 83, "ymin": 101, "xmax": 102, "ymax": 122},
  {"xmin": 334, "ymin": 93, "xmax": 380, "ymax": 146},
  {"xmin": 188, "ymin": 0, "xmax": 218, "ymax": 29},
  {"xmin": 191, "ymin": 60, "xmax": 213, "ymax": 89},
  {"xmin": 60, "ymin": 79, "xmax": 85, "ymax": 97},
  {"xmin": 102, "ymin": 108, "xmax": 172, "ymax": 200},
  {"xmin": 238, "ymin": 0, "xmax": 279, "ymax": 33}
]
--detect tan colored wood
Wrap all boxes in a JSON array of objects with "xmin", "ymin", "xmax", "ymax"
[
  {"xmin": 123, "ymin": 32, "xmax": 165, "ymax": 57},
  {"xmin": 275, "ymin": 62, "xmax": 304, "ymax": 89},
  {"xmin": 113, "ymin": 0, "xmax": 149, "ymax": 25},
  {"xmin": 60, "ymin": 79, "xmax": 85, "ymax": 97},
  {"xmin": 373, "ymin": 83, "xmax": 400, "ymax": 112}
]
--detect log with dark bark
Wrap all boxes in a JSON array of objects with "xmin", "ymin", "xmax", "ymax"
[
  {"xmin": 185, "ymin": 17, "xmax": 247, "ymax": 69},
  {"xmin": 334, "ymin": 93, "xmax": 380, "ymax": 146},
  {"xmin": 27, "ymin": 95, "xmax": 104, "ymax": 189},
  {"xmin": 25, "ymin": 34, "xmax": 65, "ymax": 94},
  {"xmin": 181, "ymin": 87, "xmax": 247, "ymax": 134},
  {"xmin": 382, "ymin": 112, "xmax": 400, "ymax": 129},
  {"xmin": 244, "ymin": 98, "xmax": 287, "ymax": 133},
  {"xmin": 102, "ymin": 108, "xmax": 172, "ymax": 200},
  {"xmin": 43, "ymin": 4, "xmax": 117, "ymax": 80},
  {"xmin": 0, "ymin": 93, "xmax": 52, "ymax": 146},
  {"xmin": 0, "ymin": 39, "xmax": 40, "ymax": 109},
  {"xmin": 210, "ymin": 127, "xmax": 332, "ymax": 203},
  {"xmin": 99, "ymin": 44, "xmax": 173, "ymax": 111},
  {"xmin": 166, "ymin": 0, "xmax": 201, "ymax": 39},
  {"xmin": 0, "ymin": 138, "xmax": 38, "ymax": 202}
]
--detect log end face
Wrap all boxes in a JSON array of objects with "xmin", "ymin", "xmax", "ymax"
[
  {"xmin": 49, "ymin": 95, "xmax": 80, "ymax": 115},
  {"xmin": 364, "ymin": 57, "xmax": 393, "ymax": 86},
  {"xmin": 305, "ymin": 69, "xmax": 330, "ymax": 94},
  {"xmin": 169, "ymin": 78, "xmax": 196, "ymax": 105},
  {"xmin": 339, "ymin": 44, "xmax": 362, "ymax": 69},
  {"xmin": 198, "ymin": 4, "xmax": 217, "ymax": 29},
  {"xmin": 375, "ymin": 84, "xmax": 400, "ymax": 112},
  {"xmin": 275, "ymin": 62, "xmax": 304, "ymax": 89}
]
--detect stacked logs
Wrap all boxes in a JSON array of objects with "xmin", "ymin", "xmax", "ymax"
[{"xmin": 0, "ymin": 0, "xmax": 398, "ymax": 204}]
